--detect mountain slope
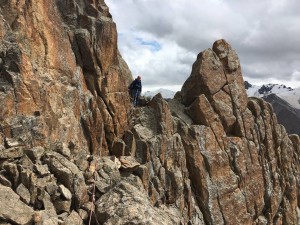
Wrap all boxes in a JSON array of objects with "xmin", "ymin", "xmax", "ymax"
[{"xmin": 264, "ymin": 93, "xmax": 300, "ymax": 135}]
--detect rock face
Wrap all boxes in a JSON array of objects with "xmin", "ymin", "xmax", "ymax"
[
  {"xmin": 179, "ymin": 40, "xmax": 300, "ymax": 224},
  {"xmin": 0, "ymin": 0, "xmax": 132, "ymax": 158},
  {"xmin": 1, "ymin": 1, "xmax": 300, "ymax": 225}
]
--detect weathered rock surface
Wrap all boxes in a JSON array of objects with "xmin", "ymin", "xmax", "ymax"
[
  {"xmin": 0, "ymin": 0, "xmax": 132, "ymax": 158},
  {"xmin": 0, "ymin": 185, "xmax": 34, "ymax": 224},
  {"xmin": 95, "ymin": 175, "xmax": 183, "ymax": 225},
  {"xmin": 1, "ymin": 1, "xmax": 300, "ymax": 225},
  {"xmin": 178, "ymin": 39, "xmax": 300, "ymax": 224}
]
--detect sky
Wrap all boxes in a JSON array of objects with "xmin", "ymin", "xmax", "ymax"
[{"xmin": 106, "ymin": 0, "xmax": 300, "ymax": 93}]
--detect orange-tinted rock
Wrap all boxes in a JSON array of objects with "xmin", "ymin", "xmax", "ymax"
[
  {"xmin": 148, "ymin": 93, "xmax": 174, "ymax": 136},
  {"xmin": 212, "ymin": 89, "xmax": 236, "ymax": 132},
  {"xmin": 181, "ymin": 49, "xmax": 226, "ymax": 106},
  {"xmin": 0, "ymin": 0, "xmax": 132, "ymax": 156}
]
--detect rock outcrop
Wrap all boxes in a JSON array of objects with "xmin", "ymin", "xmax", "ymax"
[
  {"xmin": 0, "ymin": 0, "xmax": 132, "ymax": 158},
  {"xmin": 179, "ymin": 40, "xmax": 300, "ymax": 224},
  {"xmin": 1, "ymin": 1, "xmax": 300, "ymax": 225}
]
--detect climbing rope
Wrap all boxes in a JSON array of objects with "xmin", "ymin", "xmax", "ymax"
[
  {"xmin": 88, "ymin": 158, "xmax": 99, "ymax": 225},
  {"xmin": 87, "ymin": 105, "xmax": 137, "ymax": 224},
  {"xmin": 88, "ymin": 124, "xmax": 103, "ymax": 225}
]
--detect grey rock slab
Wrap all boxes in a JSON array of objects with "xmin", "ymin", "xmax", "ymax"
[
  {"xmin": 119, "ymin": 156, "xmax": 140, "ymax": 172},
  {"xmin": 16, "ymin": 183, "xmax": 31, "ymax": 204},
  {"xmin": 44, "ymin": 152, "xmax": 81, "ymax": 189},
  {"xmin": 0, "ymin": 184, "xmax": 34, "ymax": 225},
  {"xmin": 0, "ymin": 147, "xmax": 23, "ymax": 159},
  {"xmin": 24, "ymin": 146, "xmax": 45, "ymax": 162},
  {"xmin": 95, "ymin": 175, "xmax": 181, "ymax": 225},
  {"xmin": 62, "ymin": 210, "xmax": 83, "ymax": 225}
]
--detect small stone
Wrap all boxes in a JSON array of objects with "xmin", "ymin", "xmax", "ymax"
[
  {"xmin": 78, "ymin": 209, "xmax": 89, "ymax": 220},
  {"xmin": 16, "ymin": 183, "xmax": 31, "ymax": 204},
  {"xmin": 81, "ymin": 202, "xmax": 93, "ymax": 212},
  {"xmin": 20, "ymin": 154, "xmax": 34, "ymax": 169},
  {"xmin": 74, "ymin": 153, "xmax": 89, "ymax": 171},
  {"xmin": 63, "ymin": 210, "xmax": 83, "ymax": 225},
  {"xmin": 5, "ymin": 138, "xmax": 21, "ymax": 147},
  {"xmin": 58, "ymin": 212, "xmax": 69, "ymax": 221},
  {"xmin": 0, "ymin": 147, "xmax": 23, "ymax": 159},
  {"xmin": 33, "ymin": 212, "xmax": 42, "ymax": 223},
  {"xmin": 95, "ymin": 178, "xmax": 110, "ymax": 193},
  {"xmin": 54, "ymin": 200, "xmax": 71, "ymax": 213},
  {"xmin": 59, "ymin": 184, "xmax": 72, "ymax": 200},
  {"xmin": 44, "ymin": 151, "xmax": 80, "ymax": 189},
  {"xmin": 119, "ymin": 156, "xmax": 140, "ymax": 172},
  {"xmin": 73, "ymin": 174, "xmax": 89, "ymax": 209},
  {"xmin": 24, "ymin": 146, "xmax": 45, "ymax": 162},
  {"xmin": 34, "ymin": 164, "xmax": 50, "ymax": 176},
  {"xmin": 59, "ymin": 143, "xmax": 71, "ymax": 158},
  {"xmin": 46, "ymin": 182, "xmax": 58, "ymax": 196}
]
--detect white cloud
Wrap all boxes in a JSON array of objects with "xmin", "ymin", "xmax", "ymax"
[{"xmin": 106, "ymin": 0, "xmax": 300, "ymax": 90}]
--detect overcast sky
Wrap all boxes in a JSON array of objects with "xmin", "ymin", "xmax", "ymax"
[{"xmin": 106, "ymin": 0, "xmax": 300, "ymax": 92}]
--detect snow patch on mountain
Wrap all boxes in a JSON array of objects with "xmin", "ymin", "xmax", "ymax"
[
  {"xmin": 143, "ymin": 83, "xmax": 300, "ymax": 110},
  {"xmin": 143, "ymin": 88, "xmax": 176, "ymax": 99},
  {"xmin": 245, "ymin": 81, "xmax": 300, "ymax": 109},
  {"xmin": 246, "ymin": 83, "xmax": 293, "ymax": 97},
  {"xmin": 277, "ymin": 88, "xmax": 300, "ymax": 109}
]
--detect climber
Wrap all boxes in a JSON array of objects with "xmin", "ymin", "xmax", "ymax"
[{"xmin": 128, "ymin": 75, "xmax": 142, "ymax": 107}]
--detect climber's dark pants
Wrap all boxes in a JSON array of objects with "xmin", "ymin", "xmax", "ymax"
[{"xmin": 132, "ymin": 89, "xmax": 140, "ymax": 107}]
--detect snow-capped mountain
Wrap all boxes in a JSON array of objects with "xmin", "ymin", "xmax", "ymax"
[
  {"xmin": 143, "ymin": 88, "xmax": 176, "ymax": 99},
  {"xmin": 144, "ymin": 82, "xmax": 300, "ymax": 135},
  {"xmin": 245, "ymin": 81, "xmax": 293, "ymax": 98},
  {"xmin": 245, "ymin": 81, "xmax": 300, "ymax": 110},
  {"xmin": 276, "ymin": 88, "xmax": 300, "ymax": 110},
  {"xmin": 245, "ymin": 81, "xmax": 300, "ymax": 135}
]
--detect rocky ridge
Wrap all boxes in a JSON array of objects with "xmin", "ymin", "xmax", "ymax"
[{"xmin": 1, "ymin": 1, "xmax": 300, "ymax": 225}]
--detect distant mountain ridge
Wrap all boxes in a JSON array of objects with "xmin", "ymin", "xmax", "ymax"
[
  {"xmin": 245, "ymin": 81, "xmax": 300, "ymax": 135},
  {"xmin": 145, "ymin": 83, "xmax": 300, "ymax": 136},
  {"xmin": 245, "ymin": 81, "xmax": 293, "ymax": 97},
  {"xmin": 143, "ymin": 88, "xmax": 176, "ymax": 99},
  {"xmin": 244, "ymin": 81, "xmax": 300, "ymax": 109}
]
